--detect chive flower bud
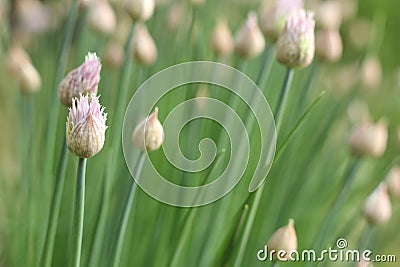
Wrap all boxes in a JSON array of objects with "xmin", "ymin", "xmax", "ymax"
[
  {"xmin": 234, "ymin": 12, "xmax": 265, "ymax": 58},
  {"xmin": 132, "ymin": 108, "xmax": 164, "ymax": 151},
  {"xmin": 363, "ymin": 183, "xmax": 392, "ymax": 225},
  {"xmin": 276, "ymin": 10, "xmax": 315, "ymax": 69},
  {"xmin": 267, "ymin": 219, "xmax": 298, "ymax": 260},
  {"xmin": 259, "ymin": 0, "xmax": 303, "ymax": 43},
  {"xmin": 348, "ymin": 119, "xmax": 388, "ymax": 158},
  {"xmin": 87, "ymin": 0, "xmax": 116, "ymax": 35},
  {"xmin": 132, "ymin": 24, "xmax": 158, "ymax": 66},
  {"xmin": 210, "ymin": 19, "xmax": 234, "ymax": 57},
  {"xmin": 386, "ymin": 166, "xmax": 400, "ymax": 199},
  {"xmin": 66, "ymin": 94, "xmax": 107, "ymax": 158},
  {"xmin": 124, "ymin": 0, "xmax": 155, "ymax": 22},
  {"xmin": 315, "ymin": 29, "xmax": 343, "ymax": 62},
  {"xmin": 58, "ymin": 52, "xmax": 101, "ymax": 107}
]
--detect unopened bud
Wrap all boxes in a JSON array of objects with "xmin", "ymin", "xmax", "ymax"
[
  {"xmin": 132, "ymin": 24, "xmax": 158, "ymax": 65},
  {"xmin": 361, "ymin": 56, "xmax": 382, "ymax": 91},
  {"xmin": 356, "ymin": 259, "xmax": 374, "ymax": 267},
  {"xmin": 276, "ymin": 10, "xmax": 315, "ymax": 69},
  {"xmin": 103, "ymin": 41, "xmax": 124, "ymax": 69},
  {"xmin": 386, "ymin": 166, "xmax": 400, "ymax": 199},
  {"xmin": 267, "ymin": 219, "xmax": 297, "ymax": 260},
  {"xmin": 66, "ymin": 94, "xmax": 108, "ymax": 158},
  {"xmin": 348, "ymin": 119, "xmax": 388, "ymax": 158},
  {"xmin": 87, "ymin": 0, "xmax": 116, "ymax": 35},
  {"xmin": 210, "ymin": 19, "xmax": 234, "ymax": 57},
  {"xmin": 124, "ymin": 0, "xmax": 155, "ymax": 22},
  {"xmin": 259, "ymin": 0, "xmax": 304, "ymax": 43},
  {"xmin": 315, "ymin": 0, "xmax": 342, "ymax": 29},
  {"xmin": 315, "ymin": 29, "xmax": 343, "ymax": 62},
  {"xmin": 133, "ymin": 108, "xmax": 164, "ymax": 151},
  {"xmin": 7, "ymin": 45, "xmax": 41, "ymax": 93},
  {"xmin": 58, "ymin": 52, "xmax": 102, "ymax": 107},
  {"xmin": 234, "ymin": 12, "xmax": 265, "ymax": 58},
  {"xmin": 363, "ymin": 183, "xmax": 392, "ymax": 225}
]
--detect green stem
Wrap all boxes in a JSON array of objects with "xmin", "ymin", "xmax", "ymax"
[
  {"xmin": 272, "ymin": 261, "xmax": 279, "ymax": 267},
  {"xmin": 70, "ymin": 158, "xmax": 87, "ymax": 267},
  {"xmin": 275, "ymin": 69, "xmax": 294, "ymax": 133},
  {"xmin": 232, "ymin": 68, "xmax": 294, "ymax": 267},
  {"xmin": 39, "ymin": 138, "xmax": 69, "ymax": 267},
  {"xmin": 255, "ymin": 46, "xmax": 274, "ymax": 91},
  {"xmin": 312, "ymin": 158, "xmax": 360, "ymax": 251},
  {"xmin": 111, "ymin": 152, "xmax": 145, "ymax": 267},
  {"xmin": 87, "ymin": 23, "xmax": 136, "ymax": 267},
  {"xmin": 43, "ymin": 0, "xmax": 78, "ymax": 180}
]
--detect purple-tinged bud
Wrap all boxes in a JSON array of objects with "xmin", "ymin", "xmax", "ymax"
[
  {"xmin": 234, "ymin": 12, "xmax": 265, "ymax": 58},
  {"xmin": 363, "ymin": 183, "xmax": 392, "ymax": 225},
  {"xmin": 259, "ymin": 0, "xmax": 304, "ymax": 43},
  {"xmin": 132, "ymin": 108, "xmax": 164, "ymax": 151},
  {"xmin": 276, "ymin": 10, "xmax": 316, "ymax": 69},
  {"xmin": 58, "ymin": 52, "xmax": 102, "ymax": 107},
  {"xmin": 361, "ymin": 56, "xmax": 382, "ymax": 91},
  {"xmin": 66, "ymin": 94, "xmax": 107, "ymax": 158}
]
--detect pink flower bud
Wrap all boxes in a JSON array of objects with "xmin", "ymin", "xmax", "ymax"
[
  {"xmin": 66, "ymin": 94, "xmax": 107, "ymax": 158},
  {"xmin": 58, "ymin": 52, "xmax": 102, "ymax": 107},
  {"xmin": 259, "ymin": 0, "xmax": 303, "ymax": 42},
  {"xmin": 276, "ymin": 10, "xmax": 316, "ymax": 69},
  {"xmin": 363, "ymin": 183, "xmax": 392, "ymax": 225}
]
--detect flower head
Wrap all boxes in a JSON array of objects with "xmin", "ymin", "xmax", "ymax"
[
  {"xmin": 132, "ymin": 108, "xmax": 164, "ymax": 151},
  {"xmin": 234, "ymin": 12, "xmax": 265, "ymax": 58},
  {"xmin": 276, "ymin": 10, "xmax": 315, "ymax": 69},
  {"xmin": 58, "ymin": 52, "xmax": 101, "ymax": 107},
  {"xmin": 87, "ymin": 0, "xmax": 116, "ymax": 35},
  {"xmin": 267, "ymin": 219, "xmax": 297, "ymax": 261},
  {"xmin": 386, "ymin": 166, "xmax": 400, "ymax": 199},
  {"xmin": 260, "ymin": 0, "xmax": 304, "ymax": 42},
  {"xmin": 363, "ymin": 183, "xmax": 392, "ymax": 225},
  {"xmin": 66, "ymin": 94, "xmax": 107, "ymax": 158}
]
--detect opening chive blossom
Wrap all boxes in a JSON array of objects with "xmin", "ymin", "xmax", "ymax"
[
  {"xmin": 66, "ymin": 94, "xmax": 108, "ymax": 158},
  {"xmin": 58, "ymin": 52, "xmax": 102, "ymax": 107}
]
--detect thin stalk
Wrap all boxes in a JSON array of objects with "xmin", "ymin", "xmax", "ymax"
[
  {"xmin": 70, "ymin": 158, "xmax": 87, "ymax": 267},
  {"xmin": 255, "ymin": 46, "xmax": 275, "ymax": 91},
  {"xmin": 111, "ymin": 152, "xmax": 145, "ymax": 267},
  {"xmin": 272, "ymin": 261, "xmax": 279, "ymax": 267},
  {"xmin": 275, "ymin": 69, "xmax": 294, "ymax": 132},
  {"xmin": 312, "ymin": 158, "xmax": 361, "ymax": 252},
  {"xmin": 87, "ymin": 23, "xmax": 136, "ymax": 267},
  {"xmin": 232, "ymin": 68, "xmax": 294, "ymax": 267},
  {"xmin": 43, "ymin": 0, "xmax": 78, "ymax": 180},
  {"xmin": 357, "ymin": 224, "xmax": 374, "ymax": 251},
  {"xmin": 39, "ymin": 138, "xmax": 69, "ymax": 267}
]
